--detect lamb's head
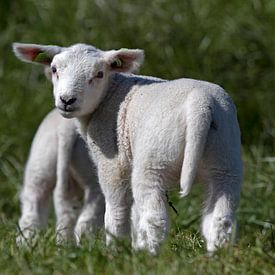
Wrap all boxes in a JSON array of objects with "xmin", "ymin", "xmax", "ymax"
[{"xmin": 13, "ymin": 43, "xmax": 144, "ymax": 118}]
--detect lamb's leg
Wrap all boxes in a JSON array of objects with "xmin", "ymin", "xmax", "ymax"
[
  {"xmin": 202, "ymin": 172, "xmax": 241, "ymax": 252},
  {"xmin": 17, "ymin": 153, "xmax": 56, "ymax": 245},
  {"xmin": 53, "ymin": 176, "xmax": 83, "ymax": 244},
  {"xmin": 69, "ymin": 136, "xmax": 105, "ymax": 244},
  {"xmin": 74, "ymin": 186, "xmax": 105, "ymax": 244},
  {"xmin": 100, "ymin": 177, "xmax": 131, "ymax": 245},
  {"xmin": 131, "ymin": 168, "xmax": 169, "ymax": 255},
  {"xmin": 54, "ymin": 121, "xmax": 81, "ymax": 243},
  {"xmin": 131, "ymin": 201, "xmax": 140, "ymax": 249},
  {"xmin": 17, "ymin": 171, "xmax": 55, "ymax": 245}
]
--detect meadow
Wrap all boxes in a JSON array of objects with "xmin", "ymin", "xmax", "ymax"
[{"xmin": 0, "ymin": 0, "xmax": 274, "ymax": 274}]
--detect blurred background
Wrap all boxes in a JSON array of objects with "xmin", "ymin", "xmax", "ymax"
[{"xmin": 0, "ymin": 0, "xmax": 274, "ymax": 240}]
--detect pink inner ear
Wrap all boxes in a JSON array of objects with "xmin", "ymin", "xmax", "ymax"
[
  {"xmin": 18, "ymin": 47, "xmax": 42, "ymax": 61},
  {"xmin": 115, "ymin": 53, "xmax": 136, "ymax": 71},
  {"xmin": 118, "ymin": 53, "xmax": 136, "ymax": 62}
]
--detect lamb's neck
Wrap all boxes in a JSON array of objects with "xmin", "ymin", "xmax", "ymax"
[{"xmin": 75, "ymin": 114, "xmax": 92, "ymax": 141}]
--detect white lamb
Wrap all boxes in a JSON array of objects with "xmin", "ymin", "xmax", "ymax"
[
  {"xmin": 16, "ymin": 108, "xmax": 105, "ymax": 245},
  {"xmin": 13, "ymin": 42, "xmax": 243, "ymax": 254}
]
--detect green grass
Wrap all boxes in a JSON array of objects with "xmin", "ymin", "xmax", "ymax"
[
  {"xmin": 0, "ymin": 0, "xmax": 275, "ymax": 274},
  {"xmin": 0, "ymin": 149, "xmax": 274, "ymax": 274}
]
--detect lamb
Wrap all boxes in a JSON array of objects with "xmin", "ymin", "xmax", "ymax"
[
  {"xmin": 16, "ymin": 108, "xmax": 105, "ymax": 245},
  {"xmin": 13, "ymin": 42, "xmax": 243, "ymax": 254}
]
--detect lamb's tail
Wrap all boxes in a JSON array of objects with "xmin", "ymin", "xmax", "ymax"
[{"xmin": 179, "ymin": 94, "xmax": 213, "ymax": 197}]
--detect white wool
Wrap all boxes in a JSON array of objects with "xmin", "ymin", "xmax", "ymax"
[
  {"xmin": 16, "ymin": 109, "xmax": 105, "ymax": 245},
  {"xmin": 13, "ymin": 42, "xmax": 242, "ymax": 253}
]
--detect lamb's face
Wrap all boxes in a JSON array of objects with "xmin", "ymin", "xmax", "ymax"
[
  {"xmin": 51, "ymin": 46, "xmax": 109, "ymax": 118},
  {"xmin": 13, "ymin": 42, "xmax": 144, "ymax": 118}
]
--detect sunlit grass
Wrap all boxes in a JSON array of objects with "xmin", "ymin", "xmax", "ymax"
[{"xmin": 0, "ymin": 150, "xmax": 273, "ymax": 274}]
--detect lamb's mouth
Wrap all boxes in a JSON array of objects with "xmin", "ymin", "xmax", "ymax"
[{"xmin": 57, "ymin": 106, "xmax": 79, "ymax": 118}]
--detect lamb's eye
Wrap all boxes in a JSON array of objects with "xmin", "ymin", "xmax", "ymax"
[
  {"xmin": 51, "ymin": 66, "xmax": 57, "ymax": 73},
  {"xmin": 96, "ymin": 71, "xmax": 104, "ymax": 78}
]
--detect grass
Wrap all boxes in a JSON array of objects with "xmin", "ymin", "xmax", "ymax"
[
  {"xmin": 0, "ymin": 148, "xmax": 274, "ymax": 274},
  {"xmin": 0, "ymin": 0, "xmax": 275, "ymax": 273},
  {"xmin": 0, "ymin": 216, "xmax": 274, "ymax": 274}
]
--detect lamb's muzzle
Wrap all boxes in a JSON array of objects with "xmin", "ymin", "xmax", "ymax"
[{"xmin": 60, "ymin": 96, "xmax": 77, "ymax": 106}]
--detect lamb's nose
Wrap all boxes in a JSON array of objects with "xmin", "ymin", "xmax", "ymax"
[{"xmin": 60, "ymin": 96, "xmax": 77, "ymax": 105}]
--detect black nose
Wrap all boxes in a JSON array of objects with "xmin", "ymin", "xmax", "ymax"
[{"xmin": 60, "ymin": 96, "xmax": 77, "ymax": 105}]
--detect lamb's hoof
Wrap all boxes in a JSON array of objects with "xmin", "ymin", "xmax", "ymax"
[{"xmin": 16, "ymin": 228, "xmax": 36, "ymax": 247}]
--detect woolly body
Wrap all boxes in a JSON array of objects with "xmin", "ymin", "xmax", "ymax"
[
  {"xmin": 13, "ymin": 43, "xmax": 242, "ymax": 253},
  {"xmin": 17, "ymin": 109, "xmax": 105, "ymax": 245},
  {"xmin": 81, "ymin": 73, "xmax": 242, "ymax": 253}
]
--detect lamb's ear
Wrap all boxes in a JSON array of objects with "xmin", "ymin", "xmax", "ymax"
[
  {"xmin": 104, "ymin": 48, "xmax": 144, "ymax": 73},
  {"xmin": 12, "ymin": 43, "xmax": 63, "ymax": 65}
]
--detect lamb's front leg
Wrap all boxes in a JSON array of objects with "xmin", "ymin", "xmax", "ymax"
[
  {"xmin": 74, "ymin": 186, "xmax": 105, "ymax": 244},
  {"xmin": 54, "ymin": 176, "xmax": 83, "ymax": 244},
  {"xmin": 54, "ymin": 126, "xmax": 81, "ymax": 243},
  {"xmin": 17, "ymin": 176, "xmax": 54, "ymax": 245},
  {"xmin": 99, "ymin": 169, "xmax": 132, "ymax": 245},
  {"xmin": 17, "ymin": 152, "xmax": 56, "ymax": 246},
  {"xmin": 131, "ymin": 167, "xmax": 169, "ymax": 255}
]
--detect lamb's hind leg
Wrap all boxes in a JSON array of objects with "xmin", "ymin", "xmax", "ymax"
[
  {"xmin": 202, "ymin": 171, "xmax": 241, "ymax": 252},
  {"xmin": 131, "ymin": 167, "xmax": 169, "ymax": 255}
]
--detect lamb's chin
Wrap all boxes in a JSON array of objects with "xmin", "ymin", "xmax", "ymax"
[{"xmin": 57, "ymin": 109, "xmax": 78, "ymax": 118}]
